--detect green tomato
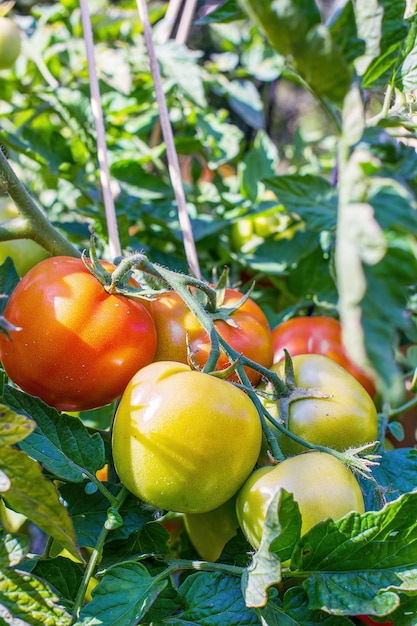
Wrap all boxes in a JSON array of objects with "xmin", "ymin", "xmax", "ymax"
[
  {"xmin": 236, "ymin": 451, "xmax": 365, "ymax": 550},
  {"xmin": 0, "ymin": 17, "xmax": 21, "ymax": 70},
  {"xmin": 184, "ymin": 497, "xmax": 239, "ymax": 562},
  {"xmin": 0, "ymin": 199, "xmax": 49, "ymax": 275},
  {"xmin": 112, "ymin": 361, "xmax": 263, "ymax": 514},
  {"xmin": 259, "ymin": 353, "xmax": 378, "ymax": 458}
]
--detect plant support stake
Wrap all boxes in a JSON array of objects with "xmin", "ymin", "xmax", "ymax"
[{"xmin": 136, "ymin": 0, "xmax": 201, "ymax": 279}]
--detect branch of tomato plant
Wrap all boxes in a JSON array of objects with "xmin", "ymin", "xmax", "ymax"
[
  {"xmin": 0, "ymin": 149, "xmax": 80, "ymax": 257},
  {"xmin": 153, "ymin": 557, "xmax": 244, "ymax": 580},
  {"xmin": 71, "ymin": 486, "xmax": 129, "ymax": 623},
  {"xmin": 100, "ymin": 250, "xmax": 221, "ymax": 372},
  {"xmin": 96, "ymin": 249, "xmax": 379, "ymax": 475}
]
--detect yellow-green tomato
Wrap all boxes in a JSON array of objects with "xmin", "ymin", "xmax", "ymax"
[
  {"xmin": 112, "ymin": 361, "xmax": 262, "ymax": 514},
  {"xmin": 0, "ymin": 18, "xmax": 21, "ymax": 70},
  {"xmin": 236, "ymin": 451, "xmax": 365, "ymax": 550},
  {"xmin": 184, "ymin": 497, "xmax": 239, "ymax": 562},
  {"xmin": 0, "ymin": 199, "xmax": 49, "ymax": 275},
  {"xmin": 260, "ymin": 354, "xmax": 378, "ymax": 457}
]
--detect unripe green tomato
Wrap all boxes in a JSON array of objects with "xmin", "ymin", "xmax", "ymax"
[
  {"xmin": 0, "ymin": 200, "xmax": 49, "ymax": 275},
  {"xmin": 112, "ymin": 361, "xmax": 263, "ymax": 514},
  {"xmin": 184, "ymin": 497, "xmax": 239, "ymax": 562},
  {"xmin": 236, "ymin": 451, "xmax": 365, "ymax": 549},
  {"xmin": 259, "ymin": 354, "xmax": 378, "ymax": 457},
  {"xmin": 0, "ymin": 18, "xmax": 21, "ymax": 70}
]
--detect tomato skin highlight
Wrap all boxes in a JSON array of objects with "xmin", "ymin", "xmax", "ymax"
[
  {"xmin": 272, "ymin": 316, "xmax": 376, "ymax": 397},
  {"xmin": 145, "ymin": 288, "xmax": 273, "ymax": 385},
  {"xmin": 236, "ymin": 451, "xmax": 365, "ymax": 550},
  {"xmin": 260, "ymin": 354, "xmax": 378, "ymax": 457},
  {"xmin": 0, "ymin": 256, "xmax": 157, "ymax": 411},
  {"xmin": 111, "ymin": 361, "xmax": 263, "ymax": 514}
]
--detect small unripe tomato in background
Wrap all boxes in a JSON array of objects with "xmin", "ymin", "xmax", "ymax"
[{"xmin": 0, "ymin": 17, "xmax": 21, "ymax": 70}]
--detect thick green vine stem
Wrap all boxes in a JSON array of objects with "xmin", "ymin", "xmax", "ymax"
[{"xmin": 0, "ymin": 149, "xmax": 79, "ymax": 258}]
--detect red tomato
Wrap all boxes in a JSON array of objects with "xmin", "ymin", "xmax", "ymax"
[
  {"xmin": 356, "ymin": 616, "xmax": 393, "ymax": 625},
  {"xmin": 0, "ymin": 256, "xmax": 157, "ymax": 411},
  {"xmin": 272, "ymin": 316, "xmax": 376, "ymax": 397},
  {"xmin": 145, "ymin": 288, "xmax": 273, "ymax": 385}
]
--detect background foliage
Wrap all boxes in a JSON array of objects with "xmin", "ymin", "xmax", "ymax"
[{"xmin": 1, "ymin": 0, "xmax": 417, "ymax": 624}]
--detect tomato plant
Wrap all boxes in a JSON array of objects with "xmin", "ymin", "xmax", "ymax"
[
  {"xmin": 0, "ymin": 256, "xmax": 157, "ymax": 411},
  {"xmin": 0, "ymin": 198, "xmax": 49, "ymax": 275},
  {"xmin": 272, "ymin": 316, "xmax": 376, "ymax": 397},
  {"xmin": 145, "ymin": 287, "xmax": 274, "ymax": 385},
  {"xmin": 235, "ymin": 451, "xmax": 365, "ymax": 549},
  {"xmin": 260, "ymin": 353, "xmax": 378, "ymax": 457},
  {"xmin": 111, "ymin": 360, "xmax": 262, "ymax": 513},
  {"xmin": 0, "ymin": 17, "xmax": 21, "ymax": 70},
  {"xmin": 0, "ymin": 0, "xmax": 417, "ymax": 624}
]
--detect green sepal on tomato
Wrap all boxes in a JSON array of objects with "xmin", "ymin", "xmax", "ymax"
[
  {"xmin": 111, "ymin": 361, "xmax": 262, "ymax": 514},
  {"xmin": 0, "ymin": 256, "xmax": 157, "ymax": 411},
  {"xmin": 258, "ymin": 353, "xmax": 378, "ymax": 458},
  {"xmin": 144, "ymin": 286, "xmax": 273, "ymax": 385},
  {"xmin": 271, "ymin": 316, "xmax": 376, "ymax": 397},
  {"xmin": 236, "ymin": 451, "xmax": 365, "ymax": 550}
]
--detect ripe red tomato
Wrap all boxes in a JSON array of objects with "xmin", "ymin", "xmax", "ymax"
[
  {"xmin": 145, "ymin": 288, "xmax": 273, "ymax": 385},
  {"xmin": 0, "ymin": 256, "xmax": 157, "ymax": 411},
  {"xmin": 271, "ymin": 316, "xmax": 376, "ymax": 397}
]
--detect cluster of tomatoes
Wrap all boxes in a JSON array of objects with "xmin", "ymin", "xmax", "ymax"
[{"xmin": 0, "ymin": 255, "xmax": 384, "ymax": 621}]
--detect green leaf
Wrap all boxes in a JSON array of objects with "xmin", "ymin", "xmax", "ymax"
[
  {"xmin": 0, "ymin": 258, "xmax": 19, "ymax": 311},
  {"xmin": 267, "ymin": 587, "xmax": 355, "ymax": 624},
  {"xmin": 293, "ymin": 24, "xmax": 352, "ymax": 103},
  {"xmin": 223, "ymin": 78, "xmax": 265, "ymax": 129},
  {"xmin": 28, "ymin": 556, "xmax": 85, "ymax": 602},
  {"xmin": 237, "ymin": 0, "xmax": 321, "ymax": 58},
  {"xmin": 264, "ymin": 175, "xmax": 338, "ymax": 231},
  {"xmin": 3, "ymin": 386, "xmax": 105, "ymax": 482},
  {"xmin": 395, "ymin": 14, "xmax": 417, "ymax": 90},
  {"xmin": 239, "ymin": 131, "xmax": 280, "ymax": 202},
  {"xmin": 0, "ymin": 446, "xmax": 80, "ymax": 559},
  {"xmin": 195, "ymin": 0, "xmax": 246, "ymax": 24},
  {"xmin": 76, "ymin": 561, "xmax": 168, "ymax": 626},
  {"xmin": 291, "ymin": 491, "xmax": 417, "ymax": 617},
  {"xmin": 0, "ymin": 528, "xmax": 29, "ymax": 567},
  {"xmin": 362, "ymin": 448, "xmax": 417, "ymax": 508},
  {"xmin": 0, "ymin": 568, "xmax": 71, "ymax": 625},
  {"xmin": 170, "ymin": 571, "xmax": 260, "ymax": 625},
  {"xmin": 59, "ymin": 483, "xmax": 152, "ymax": 548},
  {"xmin": 354, "ymin": 0, "xmax": 408, "ymax": 86},
  {"xmin": 328, "ymin": 1, "xmax": 366, "ymax": 64},
  {"xmin": 157, "ymin": 42, "xmax": 207, "ymax": 108},
  {"xmin": 243, "ymin": 490, "xmax": 301, "ymax": 608},
  {"xmin": 196, "ymin": 112, "xmax": 244, "ymax": 168},
  {"xmin": 0, "ymin": 405, "xmax": 35, "ymax": 446}
]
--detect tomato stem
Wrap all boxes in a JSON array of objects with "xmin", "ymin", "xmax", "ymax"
[
  {"xmin": 0, "ymin": 149, "xmax": 80, "ymax": 258},
  {"xmin": 71, "ymin": 486, "xmax": 129, "ymax": 623}
]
